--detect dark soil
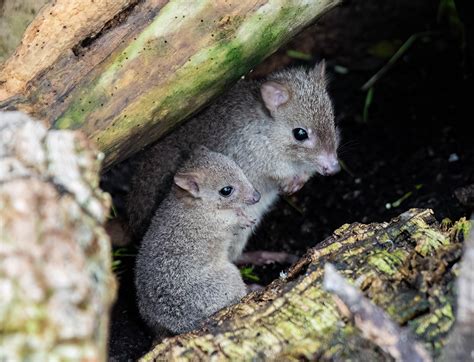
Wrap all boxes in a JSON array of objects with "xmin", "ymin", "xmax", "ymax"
[{"xmin": 103, "ymin": 0, "xmax": 474, "ymax": 360}]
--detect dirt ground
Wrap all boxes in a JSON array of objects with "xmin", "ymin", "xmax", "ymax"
[{"xmin": 103, "ymin": 0, "xmax": 474, "ymax": 359}]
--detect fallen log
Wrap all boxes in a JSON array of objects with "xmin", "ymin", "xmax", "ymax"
[
  {"xmin": 142, "ymin": 208, "xmax": 470, "ymax": 361},
  {"xmin": 0, "ymin": 111, "xmax": 116, "ymax": 360},
  {"xmin": 440, "ymin": 218, "xmax": 474, "ymax": 361},
  {"xmin": 323, "ymin": 263, "xmax": 432, "ymax": 362},
  {"xmin": 0, "ymin": 0, "xmax": 339, "ymax": 168}
]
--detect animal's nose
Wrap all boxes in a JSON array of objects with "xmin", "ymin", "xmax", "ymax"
[
  {"xmin": 252, "ymin": 190, "xmax": 261, "ymax": 203},
  {"xmin": 319, "ymin": 155, "xmax": 340, "ymax": 176},
  {"xmin": 247, "ymin": 190, "xmax": 261, "ymax": 204},
  {"xmin": 322, "ymin": 162, "xmax": 340, "ymax": 176}
]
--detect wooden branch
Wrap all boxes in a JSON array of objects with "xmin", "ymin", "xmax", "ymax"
[
  {"xmin": 323, "ymin": 263, "xmax": 431, "ymax": 362},
  {"xmin": 141, "ymin": 209, "xmax": 468, "ymax": 361},
  {"xmin": 0, "ymin": 111, "xmax": 116, "ymax": 360},
  {"xmin": 0, "ymin": 0, "xmax": 339, "ymax": 168},
  {"xmin": 440, "ymin": 222, "xmax": 474, "ymax": 361}
]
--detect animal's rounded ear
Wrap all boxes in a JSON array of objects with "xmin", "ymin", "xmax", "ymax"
[
  {"xmin": 260, "ymin": 81, "xmax": 290, "ymax": 113},
  {"xmin": 174, "ymin": 172, "xmax": 201, "ymax": 197},
  {"xmin": 312, "ymin": 59, "xmax": 328, "ymax": 85}
]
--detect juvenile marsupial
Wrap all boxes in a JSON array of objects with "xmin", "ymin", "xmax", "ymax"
[{"xmin": 135, "ymin": 146, "xmax": 260, "ymax": 338}]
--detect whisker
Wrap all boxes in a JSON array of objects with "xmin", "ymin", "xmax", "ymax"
[
  {"xmin": 337, "ymin": 140, "xmax": 359, "ymax": 155},
  {"xmin": 335, "ymin": 113, "xmax": 349, "ymax": 124},
  {"xmin": 338, "ymin": 140, "xmax": 359, "ymax": 149}
]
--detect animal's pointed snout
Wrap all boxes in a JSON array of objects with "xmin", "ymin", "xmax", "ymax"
[
  {"xmin": 247, "ymin": 190, "xmax": 261, "ymax": 205},
  {"xmin": 319, "ymin": 154, "xmax": 340, "ymax": 176}
]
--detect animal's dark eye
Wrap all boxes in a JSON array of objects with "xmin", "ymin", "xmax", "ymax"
[
  {"xmin": 219, "ymin": 186, "xmax": 234, "ymax": 197},
  {"xmin": 293, "ymin": 128, "xmax": 308, "ymax": 141}
]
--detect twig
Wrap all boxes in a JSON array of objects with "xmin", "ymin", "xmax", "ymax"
[
  {"xmin": 323, "ymin": 263, "xmax": 432, "ymax": 362},
  {"xmin": 286, "ymin": 50, "xmax": 312, "ymax": 61},
  {"xmin": 339, "ymin": 159, "xmax": 355, "ymax": 177},
  {"xmin": 361, "ymin": 31, "xmax": 434, "ymax": 91},
  {"xmin": 440, "ymin": 222, "xmax": 474, "ymax": 361},
  {"xmin": 362, "ymin": 87, "xmax": 374, "ymax": 122}
]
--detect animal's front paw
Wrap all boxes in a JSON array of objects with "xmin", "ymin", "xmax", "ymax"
[
  {"xmin": 280, "ymin": 174, "xmax": 308, "ymax": 195},
  {"xmin": 236, "ymin": 208, "xmax": 256, "ymax": 228},
  {"xmin": 239, "ymin": 217, "xmax": 257, "ymax": 229}
]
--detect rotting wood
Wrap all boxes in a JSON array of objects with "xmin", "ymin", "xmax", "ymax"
[
  {"xmin": 0, "ymin": 111, "xmax": 116, "ymax": 360},
  {"xmin": 0, "ymin": 0, "xmax": 340, "ymax": 168},
  {"xmin": 440, "ymin": 221, "xmax": 474, "ymax": 361},
  {"xmin": 141, "ymin": 209, "xmax": 470, "ymax": 361},
  {"xmin": 323, "ymin": 263, "xmax": 432, "ymax": 362}
]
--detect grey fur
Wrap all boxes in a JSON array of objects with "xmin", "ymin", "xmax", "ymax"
[
  {"xmin": 135, "ymin": 147, "xmax": 257, "ymax": 337},
  {"xmin": 128, "ymin": 63, "xmax": 339, "ymax": 260}
]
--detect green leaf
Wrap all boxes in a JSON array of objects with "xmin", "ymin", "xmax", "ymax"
[
  {"xmin": 240, "ymin": 266, "xmax": 260, "ymax": 282},
  {"xmin": 362, "ymin": 87, "xmax": 374, "ymax": 122},
  {"xmin": 286, "ymin": 49, "xmax": 312, "ymax": 61}
]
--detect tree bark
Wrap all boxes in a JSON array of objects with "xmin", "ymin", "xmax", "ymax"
[
  {"xmin": 0, "ymin": 111, "xmax": 116, "ymax": 360},
  {"xmin": 0, "ymin": 0, "xmax": 339, "ymax": 169},
  {"xmin": 142, "ymin": 209, "xmax": 470, "ymax": 361}
]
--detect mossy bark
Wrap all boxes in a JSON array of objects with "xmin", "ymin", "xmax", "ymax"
[
  {"xmin": 0, "ymin": 111, "xmax": 116, "ymax": 360},
  {"xmin": 0, "ymin": 0, "xmax": 339, "ymax": 169},
  {"xmin": 142, "ymin": 209, "xmax": 469, "ymax": 361}
]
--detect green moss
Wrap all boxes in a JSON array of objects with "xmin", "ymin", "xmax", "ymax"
[
  {"xmin": 368, "ymin": 249, "xmax": 406, "ymax": 275},
  {"xmin": 385, "ymin": 292, "xmax": 430, "ymax": 324},
  {"xmin": 312, "ymin": 242, "xmax": 342, "ymax": 261},
  {"xmin": 341, "ymin": 246, "xmax": 366, "ymax": 259},
  {"xmin": 452, "ymin": 217, "xmax": 471, "ymax": 240},
  {"xmin": 440, "ymin": 217, "xmax": 453, "ymax": 230},
  {"xmin": 413, "ymin": 229, "xmax": 449, "ymax": 256},
  {"xmin": 334, "ymin": 223, "xmax": 351, "ymax": 234},
  {"xmin": 54, "ymin": 86, "xmax": 108, "ymax": 129},
  {"xmin": 411, "ymin": 300, "xmax": 455, "ymax": 354},
  {"xmin": 377, "ymin": 232, "xmax": 392, "ymax": 244}
]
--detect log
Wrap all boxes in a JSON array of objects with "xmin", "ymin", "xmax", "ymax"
[
  {"xmin": 323, "ymin": 263, "xmax": 432, "ymax": 362},
  {"xmin": 0, "ymin": 0, "xmax": 339, "ymax": 168},
  {"xmin": 440, "ymin": 218, "xmax": 474, "ymax": 361},
  {"xmin": 141, "ymin": 209, "xmax": 470, "ymax": 361},
  {"xmin": 0, "ymin": 111, "xmax": 116, "ymax": 360}
]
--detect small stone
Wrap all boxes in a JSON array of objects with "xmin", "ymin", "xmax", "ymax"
[
  {"xmin": 448, "ymin": 153, "xmax": 459, "ymax": 162},
  {"xmin": 333, "ymin": 65, "xmax": 349, "ymax": 74}
]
